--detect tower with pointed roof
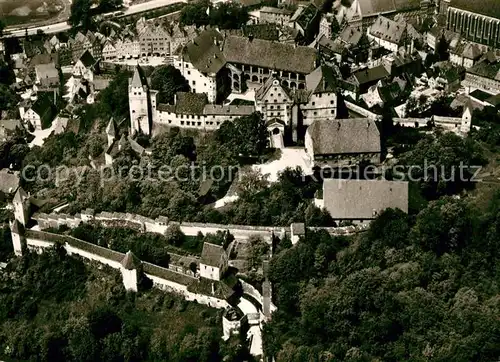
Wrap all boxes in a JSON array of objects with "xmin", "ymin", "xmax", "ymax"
[
  {"xmin": 9, "ymin": 219, "xmax": 26, "ymax": 256},
  {"xmin": 106, "ymin": 118, "xmax": 116, "ymax": 147},
  {"xmin": 13, "ymin": 187, "xmax": 30, "ymax": 227},
  {"xmin": 129, "ymin": 65, "xmax": 157, "ymax": 136},
  {"xmin": 461, "ymin": 101, "xmax": 473, "ymax": 133},
  {"xmin": 120, "ymin": 250, "xmax": 142, "ymax": 292}
]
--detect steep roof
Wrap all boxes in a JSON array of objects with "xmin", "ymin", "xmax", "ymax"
[
  {"xmin": 13, "ymin": 187, "xmax": 28, "ymax": 204},
  {"xmin": 462, "ymin": 43, "xmax": 482, "ymax": 60},
  {"xmin": 130, "ymin": 65, "xmax": 148, "ymax": 88},
  {"xmin": 31, "ymin": 94, "xmax": 57, "ymax": 129},
  {"xmin": 369, "ymin": 15, "xmax": 407, "ymax": 44},
  {"xmin": 255, "ymin": 75, "xmax": 292, "ymax": 101},
  {"xmin": 106, "ymin": 118, "xmax": 116, "ymax": 137},
  {"xmin": 203, "ymin": 104, "xmax": 255, "ymax": 116},
  {"xmin": 352, "ymin": 65, "xmax": 390, "ymax": 85},
  {"xmin": 183, "ymin": 29, "xmax": 226, "ymax": 75},
  {"xmin": 223, "ymin": 35, "xmax": 317, "ymax": 74},
  {"xmin": 307, "ymin": 118, "xmax": 381, "ymax": 156},
  {"xmin": 450, "ymin": 0, "xmax": 500, "ymax": 20},
  {"xmin": 121, "ymin": 250, "xmax": 142, "ymax": 270},
  {"xmin": 201, "ymin": 242, "xmax": 225, "ymax": 267},
  {"xmin": 78, "ymin": 50, "xmax": 95, "ymax": 68},
  {"xmin": 175, "ymin": 92, "xmax": 208, "ymax": 115},
  {"xmin": 306, "ymin": 65, "xmax": 338, "ymax": 93},
  {"xmin": 322, "ymin": 179, "xmax": 408, "ymax": 219}
]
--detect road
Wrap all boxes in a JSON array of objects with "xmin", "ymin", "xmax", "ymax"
[{"xmin": 4, "ymin": 0, "xmax": 187, "ymax": 38}]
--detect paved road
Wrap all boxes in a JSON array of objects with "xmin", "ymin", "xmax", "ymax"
[{"xmin": 4, "ymin": 0, "xmax": 187, "ymax": 38}]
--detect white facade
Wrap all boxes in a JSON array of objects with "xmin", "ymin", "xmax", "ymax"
[
  {"xmin": 301, "ymin": 92, "xmax": 337, "ymax": 126},
  {"xmin": 174, "ymin": 59, "xmax": 218, "ymax": 103},
  {"xmin": 199, "ymin": 263, "xmax": 222, "ymax": 281},
  {"xmin": 72, "ymin": 60, "xmax": 93, "ymax": 82},
  {"xmin": 121, "ymin": 267, "xmax": 139, "ymax": 292},
  {"xmin": 22, "ymin": 108, "xmax": 43, "ymax": 130}
]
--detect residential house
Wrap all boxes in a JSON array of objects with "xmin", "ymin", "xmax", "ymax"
[
  {"xmin": 305, "ymin": 118, "xmax": 381, "ymax": 169},
  {"xmin": 463, "ymin": 51, "xmax": 500, "ymax": 95},
  {"xmin": 314, "ymin": 179, "xmax": 408, "ymax": 224},
  {"xmin": 368, "ymin": 15, "xmax": 409, "ymax": 53},
  {"xmin": 34, "ymin": 62, "xmax": 59, "ymax": 88},
  {"xmin": 449, "ymin": 41, "xmax": 483, "ymax": 69},
  {"xmin": 72, "ymin": 50, "xmax": 97, "ymax": 82},
  {"xmin": 21, "ymin": 93, "xmax": 57, "ymax": 130},
  {"xmin": 259, "ymin": 7, "xmax": 293, "ymax": 25},
  {"xmin": 200, "ymin": 242, "xmax": 229, "ymax": 281},
  {"xmin": 344, "ymin": 64, "xmax": 390, "ymax": 98},
  {"xmin": 0, "ymin": 119, "xmax": 22, "ymax": 142},
  {"xmin": 289, "ymin": 4, "xmax": 320, "ymax": 39}
]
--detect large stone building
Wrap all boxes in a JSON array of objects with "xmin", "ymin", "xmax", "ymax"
[
  {"xmin": 441, "ymin": 0, "xmax": 500, "ymax": 48},
  {"xmin": 176, "ymin": 29, "xmax": 318, "ymax": 103}
]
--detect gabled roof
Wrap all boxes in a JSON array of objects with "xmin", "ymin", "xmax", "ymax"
[
  {"xmin": 322, "ymin": 179, "xmax": 408, "ymax": 219},
  {"xmin": 78, "ymin": 50, "xmax": 95, "ymax": 68},
  {"xmin": 121, "ymin": 250, "xmax": 141, "ymax": 270},
  {"xmin": 106, "ymin": 118, "xmax": 116, "ymax": 138},
  {"xmin": 306, "ymin": 118, "xmax": 381, "ymax": 156},
  {"xmin": 201, "ymin": 242, "xmax": 225, "ymax": 267},
  {"xmin": 255, "ymin": 75, "xmax": 292, "ymax": 102},
  {"xmin": 306, "ymin": 65, "xmax": 338, "ymax": 93},
  {"xmin": 183, "ymin": 29, "xmax": 226, "ymax": 75},
  {"xmin": 352, "ymin": 65, "xmax": 390, "ymax": 85},
  {"xmin": 31, "ymin": 94, "xmax": 57, "ymax": 129},
  {"xmin": 462, "ymin": 43, "xmax": 482, "ymax": 60},
  {"xmin": 369, "ymin": 15, "xmax": 407, "ymax": 44}
]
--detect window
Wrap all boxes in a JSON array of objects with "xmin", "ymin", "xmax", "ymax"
[
  {"xmin": 187, "ymin": 71, "xmax": 191, "ymax": 75},
  {"xmin": 312, "ymin": 102, "xmax": 315, "ymax": 106},
  {"xmin": 330, "ymin": 100, "xmax": 334, "ymax": 104},
  {"xmin": 270, "ymin": 105, "xmax": 274, "ymax": 109},
  {"xmin": 192, "ymin": 81, "xmax": 196, "ymax": 85},
  {"xmin": 181, "ymin": 121, "xmax": 184, "ymax": 125},
  {"xmin": 314, "ymin": 111, "xmax": 317, "ymax": 116}
]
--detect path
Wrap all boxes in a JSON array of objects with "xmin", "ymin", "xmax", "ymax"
[{"xmin": 252, "ymin": 148, "xmax": 313, "ymax": 183}]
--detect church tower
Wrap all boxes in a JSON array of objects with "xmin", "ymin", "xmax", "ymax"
[
  {"xmin": 106, "ymin": 118, "xmax": 116, "ymax": 147},
  {"xmin": 129, "ymin": 65, "xmax": 152, "ymax": 136}
]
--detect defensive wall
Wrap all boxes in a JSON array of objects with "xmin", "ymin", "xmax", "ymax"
[
  {"xmin": 22, "ymin": 229, "xmax": 230, "ymax": 309},
  {"xmin": 32, "ymin": 209, "xmax": 366, "ymax": 243}
]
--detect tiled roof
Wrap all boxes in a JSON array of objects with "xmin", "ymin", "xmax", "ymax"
[
  {"xmin": 35, "ymin": 63, "xmax": 58, "ymax": 80},
  {"xmin": 121, "ymin": 250, "xmax": 142, "ymax": 270},
  {"xmin": 175, "ymin": 92, "xmax": 208, "ymax": 115},
  {"xmin": 255, "ymin": 75, "xmax": 292, "ymax": 102},
  {"xmin": 450, "ymin": 0, "xmax": 500, "ymax": 20},
  {"xmin": 291, "ymin": 222, "xmax": 305, "ymax": 235},
  {"xmin": 223, "ymin": 35, "xmax": 317, "ymax": 74},
  {"xmin": 352, "ymin": 65, "xmax": 390, "ymax": 85},
  {"xmin": 31, "ymin": 94, "xmax": 57, "ymax": 129},
  {"xmin": 306, "ymin": 65, "xmax": 338, "ymax": 93},
  {"xmin": 183, "ymin": 29, "xmax": 226, "ymax": 74},
  {"xmin": 306, "ymin": 118, "xmax": 381, "ymax": 156},
  {"xmin": 369, "ymin": 15, "xmax": 406, "ymax": 44},
  {"xmin": 322, "ymin": 179, "xmax": 409, "ymax": 219},
  {"xmin": 78, "ymin": 50, "xmax": 95, "ymax": 68},
  {"xmin": 260, "ymin": 6, "xmax": 293, "ymax": 15},
  {"xmin": 130, "ymin": 65, "xmax": 148, "ymax": 88},
  {"xmin": 201, "ymin": 242, "xmax": 225, "ymax": 267},
  {"xmin": 203, "ymin": 104, "xmax": 255, "ymax": 116}
]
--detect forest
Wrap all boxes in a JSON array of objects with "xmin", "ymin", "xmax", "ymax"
[
  {"xmin": 0, "ymin": 247, "xmax": 252, "ymax": 361},
  {"xmin": 263, "ymin": 195, "xmax": 500, "ymax": 361}
]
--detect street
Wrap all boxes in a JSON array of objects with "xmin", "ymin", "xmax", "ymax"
[{"xmin": 4, "ymin": 0, "xmax": 188, "ymax": 38}]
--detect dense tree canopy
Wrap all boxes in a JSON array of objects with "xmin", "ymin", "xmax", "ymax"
[
  {"xmin": 69, "ymin": 0, "xmax": 93, "ymax": 31},
  {"xmin": 150, "ymin": 65, "xmax": 190, "ymax": 104},
  {"xmin": 180, "ymin": 0, "xmax": 249, "ymax": 29},
  {"xmin": 264, "ymin": 195, "xmax": 500, "ymax": 361}
]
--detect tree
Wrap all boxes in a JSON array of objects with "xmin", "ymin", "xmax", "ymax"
[
  {"xmin": 150, "ymin": 65, "xmax": 190, "ymax": 104},
  {"xmin": 0, "ymin": 20, "xmax": 4, "ymax": 37},
  {"xmin": 436, "ymin": 34, "xmax": 450, "ymax": 61},
  {"xmin": 69, "ymin": 0, "xmax": 92, "ymax": 31},
  {"xmin": 164, "ymin": 223, "xmax": 185, "ymax": 246},
  {"xmin": 99, "ymin": 0, "xmax": 123, "ymax": 12}
]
